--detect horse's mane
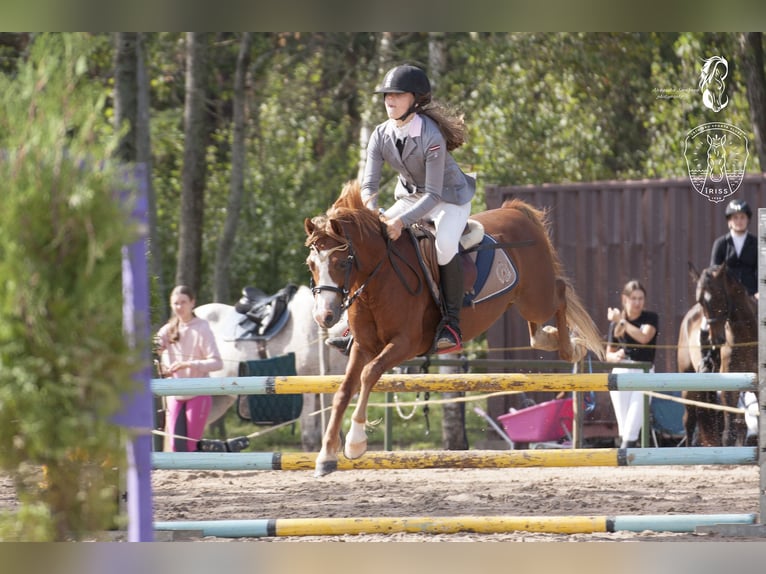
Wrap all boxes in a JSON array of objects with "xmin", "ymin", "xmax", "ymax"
[
  {"xmin": 500, "ymin": 198, "xmax": 564, "ymax": 275},
  {"xmin": 305, "ymin": 180, "xmax": 383, "ymax": 247}
]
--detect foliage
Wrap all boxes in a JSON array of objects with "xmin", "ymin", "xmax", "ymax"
[
  {"xmin": 134, "ymin": 32, "xmax": 765, "ymax": 309},
  {"xmin": 0, "ymin": 33, "xmax": 139, "ymax": 540}
]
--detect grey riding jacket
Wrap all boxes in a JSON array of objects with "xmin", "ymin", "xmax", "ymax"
[{"xmin": 360, "ymin": 114, "xmax": 475, "ymax": 228}]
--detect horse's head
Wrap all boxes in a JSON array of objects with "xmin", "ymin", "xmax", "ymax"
[
  {"xmin": 705, "ymin": 134, "xmax": 727, "ymax": 183},
  {"xmin": 304, "ymin": 214, "xmax": 352, "ymax": 328},
  {"xmin": 304, "ymin": 180, "xmax": 386, "ymax": 328},
  {"xmin": 695, "ymin": 264, "xmax": 730, "ymax": 347}
]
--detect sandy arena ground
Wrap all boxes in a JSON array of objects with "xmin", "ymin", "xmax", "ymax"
[
  {"xmin": 148, "ymin": 462, "xmax": 763, "ymax": 542},
  {"xmin": 1, "ymin": 460, "xmax": 763, "ymax": 542}
]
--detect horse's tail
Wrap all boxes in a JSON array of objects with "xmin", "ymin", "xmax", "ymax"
[
  {"xmin": 562, "ymin": 277, "xmax": 605, "ymax": 360},
  {"xmin": 502, "ymin": 198, "xmax": 605, "ymax": 360}
]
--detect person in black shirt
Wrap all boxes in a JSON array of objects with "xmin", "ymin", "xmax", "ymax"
[
  {"xmin": 710, "ymin": 198, "xmax": 758, "ymax": 298},
  {"xmin": 605, "ymin": 280, "xmax": 659, "ymax": 448}
]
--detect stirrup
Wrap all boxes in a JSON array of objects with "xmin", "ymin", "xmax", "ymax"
[
  {"xmin": 435, "ymin": 324, "xmax": 462, "ymax": 354},
  {"xmin": 326, "ymin": 335, "xmax": 353, "ymax": 356}
]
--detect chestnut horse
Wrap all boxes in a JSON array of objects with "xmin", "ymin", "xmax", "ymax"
[
  {"xmin": 678, "ymin": 263, "xmax": 757, "ymax": 446},
  {"xmin": 304, "ymin": 180, "xmax": 604, "ymax": 476}
]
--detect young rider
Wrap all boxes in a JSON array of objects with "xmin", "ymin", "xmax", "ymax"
[{"xmin": 328, "ymin": 64, "xmax": 475, "ymax": 355}]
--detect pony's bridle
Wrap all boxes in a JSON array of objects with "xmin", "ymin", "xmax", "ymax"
[
  {"xmin": 309, "ymin": 222, "xmax": 420, "ymax": 312},
  {"xmin": 309, "ymin": 234, "xmax": 385, "ymax": 313},
  {"xmin": 698, "ymin": 271, "xmax": 734, "ymax": 339},
  {"xmin": 309, "ymin": 241, "xmax": 353, "ymax": 309}
]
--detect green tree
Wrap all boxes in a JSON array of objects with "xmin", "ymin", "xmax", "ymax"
[{"xmin": 0, "ymin": 33, "xmax": 138, "ymax": 541}]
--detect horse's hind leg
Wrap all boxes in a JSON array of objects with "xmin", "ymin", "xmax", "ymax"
[
  {"xmin": 528, "ymin": 279, "xmax": 574, "ymax": 362},
  {"xmin": 528, "ymin": 322, "xmax": 559, "ymax": 352}
]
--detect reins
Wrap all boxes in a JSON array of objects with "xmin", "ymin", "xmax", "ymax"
[{"xmin": 310, "ymin": 221, "xmax": 423, "ymax": 313}]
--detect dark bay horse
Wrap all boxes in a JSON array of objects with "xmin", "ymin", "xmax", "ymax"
[
  {"xmin": 304, "ymin": 180, "xmax": 604, "ymax": 476},
  {"xmin": 677, "ymin": 262, "xmax": 757, "ymax": 446}
]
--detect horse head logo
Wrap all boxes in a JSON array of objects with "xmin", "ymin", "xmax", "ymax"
[
  {"xmin": 684, "ymin": 123, "xmax": 749, "ymax": 204},
  {"xmin": 706, "ymin": 133, "xmax": 727, "ymax": 184},
  {"xmin": 699, "ymin": 56, "xmax": 729, "ymax": 112}
]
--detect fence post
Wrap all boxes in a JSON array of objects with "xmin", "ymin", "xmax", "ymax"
[{"xmin": 759, "ymin": 208, "xmax": 766, "ymax": 524}]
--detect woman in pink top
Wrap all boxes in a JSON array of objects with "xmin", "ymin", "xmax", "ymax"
[{"xmin": 155, "ymin": 285, "xmax": 223, "ymax": 451}]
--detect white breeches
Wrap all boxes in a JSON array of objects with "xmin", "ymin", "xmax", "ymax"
[{"xmin": 386, "ymin": 198, "xmax": 471, "ymax": 265}]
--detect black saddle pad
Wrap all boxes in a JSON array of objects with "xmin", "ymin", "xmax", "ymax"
[{"xmin": 237, "ymin": 353, "xmax": 303, "ymax": 425}]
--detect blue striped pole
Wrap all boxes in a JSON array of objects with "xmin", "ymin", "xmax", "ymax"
[
  {"xmin": 152, "ymin": 447, "xmax": 757, "ymax": 471},
  {"xmin": 154, "ymin": 513, "xmax": 757, "ymax": 538},
  {"xmin": 151, "ymin": 372, "xmax": 756, "ymax": 396}
]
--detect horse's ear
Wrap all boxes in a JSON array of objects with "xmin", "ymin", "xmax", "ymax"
[
  {"xmin": 688, "ymin": 261, "xmax": 700, "ymax": 284},
  {"xmin": 330, "ymin": 218, "xmax": 344, "ymax": 237},
  {"xmin": 304, "ymin": 217, "xmax": 314, "ymax": 236}
]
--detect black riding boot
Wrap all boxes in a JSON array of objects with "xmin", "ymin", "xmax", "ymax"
[
  {"xmin": 435, "ymin": 254, "xmax": 464, "ymax": 353},
  {"xmin": 326, "ymin": 334, "xmax": 353, "ymax": 356}
]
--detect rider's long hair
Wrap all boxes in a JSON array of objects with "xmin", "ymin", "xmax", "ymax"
[{"xmin": 417, "ymin": 96, "xmax": 466, "ymax": 152}]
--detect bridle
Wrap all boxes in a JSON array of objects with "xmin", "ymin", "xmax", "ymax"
[
  {"xmin": 698, "ymin": 270, "xmax": 734, "ymax": 336},
  {"xmin": 309, "ymin": 222, "xmax": 422, "ymax": 312}
]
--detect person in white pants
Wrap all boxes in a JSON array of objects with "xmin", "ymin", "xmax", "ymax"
[{"xmin": 605, "ymin": 280, "xmax": 659, "ymax": 448}]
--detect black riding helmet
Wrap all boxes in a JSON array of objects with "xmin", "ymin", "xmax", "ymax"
[
  {"xmin": 375, "ymin": 65, "xmax": 431, "ymax": 96},
  {"xmin": 375, "ymin": 65, "xmax": 432, "ymax": 121},
  {"xmin": 725, "ymin": 198, "xmax": 752, "ymax": 219}
]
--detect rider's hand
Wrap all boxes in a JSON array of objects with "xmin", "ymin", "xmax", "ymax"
[{"xmin": 384, "ymin": 217, "xmax": 403, "ymax": 240}]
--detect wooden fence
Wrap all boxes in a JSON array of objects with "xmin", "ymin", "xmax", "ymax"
[{"xmin": 485, "ymin": 174, "xmax": 766, "ymax": 374}]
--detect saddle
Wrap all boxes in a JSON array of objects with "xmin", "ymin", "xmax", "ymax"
[
  {"xmin": 409, "ymin": 219, "xmax": 518, "ymax": 307},
  {"xmin": 225, "ymin": 283, "xmax": 298, "ymax": 341}
]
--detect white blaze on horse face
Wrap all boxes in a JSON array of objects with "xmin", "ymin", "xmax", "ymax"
[{"xmin": 309, "ymin": 246, "xmax": 343, "ymax": 327}]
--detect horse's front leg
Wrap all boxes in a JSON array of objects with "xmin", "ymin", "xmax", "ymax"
[
  {"xmin": 344, "ymin": 356, "xmax": 391, "ymax": 460},
  {"xmin": 682, "ymin": 392, "xmax": 697, "ymax": 447},
  {"xmin": 345, "ymin": 342, "xmax": 411, "ymax": 460},
  {"xmin": 314, "ymin": 355, "xmax": 363, "ymax": 477}
]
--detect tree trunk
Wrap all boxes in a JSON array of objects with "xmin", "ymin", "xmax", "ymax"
[
  {"xmin": 134, "ymin": 33, "xmax": 165, "ymax": 316},
  {"xmin": 176, "ymin": 33, "xmax": 209, "ymax": 294},
  {"xmin": 439, "ymin": 354, "xmax": 469, "ymax": 450},
  {"xmin": 113, "ymin": 33, "xmax": 138, "ymax": 163},
  {"xmin": 426, "ymin": 33, "xmax": 468, "ymax": 450},
  {"xmin": 357, "ymin": 33, "xmax": 391, "ymax": 181},
  {"xmin": 739, "ymin": 32, "xmax": 766, "ymax": 172},
  {"xmin": 213, "ymin": 33, "xmax": 252, "ymax": 303}
]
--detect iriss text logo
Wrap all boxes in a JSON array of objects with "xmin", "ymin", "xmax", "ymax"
[{"xmin": 683, "ymin": 122, "xmax": 749, "ymax": 203}]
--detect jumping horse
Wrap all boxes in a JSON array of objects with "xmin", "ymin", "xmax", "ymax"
[
  {"xmin": 304, "ymin": 180, "xmax": 604, "ymax": 476},
  {"xmin": 677, "ymin": 262, "xmax": 757, "ymax": 446}
]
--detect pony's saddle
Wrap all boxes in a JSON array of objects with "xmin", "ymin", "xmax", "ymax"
[
  {"xmin": 221, "ymin": 283, "xmax": 298, "ymax": 342},
  {"xmin": 412, "ymin": 219, "xmax": 518, "ymax": 307}
]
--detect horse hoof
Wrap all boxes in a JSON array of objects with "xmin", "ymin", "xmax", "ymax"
[
  {"xmin": 314, "ymin": 459, "xmax": 338, "ymax": 477},
  {"xmin": 344, "ymin": 440, "xmax": 367, "ymax": 460}
]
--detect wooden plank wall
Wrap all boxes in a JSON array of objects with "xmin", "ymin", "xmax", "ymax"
[{"xmin": 484, "ymin": 174, "xmax": 766, "ymax": 375}]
